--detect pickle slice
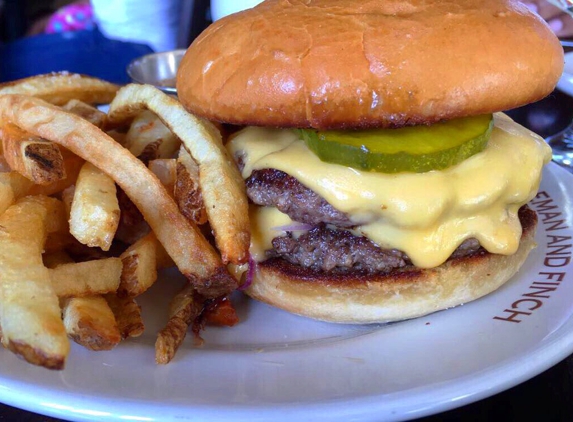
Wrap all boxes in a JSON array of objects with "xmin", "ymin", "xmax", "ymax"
[{"xmin": 299, "ymin": 114, "xmax": 494, "ymax": 173}]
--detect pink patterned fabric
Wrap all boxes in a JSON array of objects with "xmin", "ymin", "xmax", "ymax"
[{"xmin": 45, "ymin": 3, "xmax": 95, "ymax": 34}]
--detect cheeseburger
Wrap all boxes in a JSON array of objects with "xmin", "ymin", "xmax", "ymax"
[{"xmin": 177, "ymin": 0, "xmax": 564, "ymax": 323}]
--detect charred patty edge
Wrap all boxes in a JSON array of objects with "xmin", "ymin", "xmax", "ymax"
[{"xmin": 259, "ymin": 205, "xmax": 536, "ymax": 284}]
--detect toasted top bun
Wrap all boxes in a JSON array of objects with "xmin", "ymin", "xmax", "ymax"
[{"xmin": 177, "ymin": 0, "xmax": 564, "ymax": 130}]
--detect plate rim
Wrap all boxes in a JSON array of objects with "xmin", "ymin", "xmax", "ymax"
[{"xmin": 1, "ymin": 163, "xmax": 573, "ymax": 422}]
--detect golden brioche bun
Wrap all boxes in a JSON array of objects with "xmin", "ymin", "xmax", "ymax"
[
  {"xmin": 246, "ymin": 207, "xmax": 537, "ymax": 324},
  {"xmin": 177, "ymin": 0, "xmax": 563, "ymax": 130}
]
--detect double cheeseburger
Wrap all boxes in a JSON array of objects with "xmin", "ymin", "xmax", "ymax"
[{"xmin": 177, "ymin": 0, "xmax": 564, "ymax": 323}]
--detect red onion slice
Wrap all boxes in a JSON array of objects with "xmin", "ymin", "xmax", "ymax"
[
  {"xmin": 271, "ymin": 223, "xmax": 314, "ymax": 232},
  {"xmin": 239, "ymin": 255, "xmax": 256, "ymax": 291}
]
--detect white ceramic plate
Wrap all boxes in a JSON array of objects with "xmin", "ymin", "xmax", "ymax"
[
  {"xmin": 556, "ymin": 51, "xmax": 573, "ymax": 96},
  {"xmin": 1, "ymin": 164, "xmax": 573, "ymax": 422}
]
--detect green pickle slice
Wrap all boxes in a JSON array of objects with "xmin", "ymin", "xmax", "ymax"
[{"xmin": 299, "ymin": 114, "xmax": 494, "ymax": 173}]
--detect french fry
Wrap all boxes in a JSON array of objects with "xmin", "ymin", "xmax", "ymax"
[
  {"xmin": 0, "ymin": 73, "xmax": 119, "ymax": 105},
  {"xmin": 43, "ymin": 197, "xmax": 74, "ymax": 254},
  {"xmin": 27, "ymin": 151, "xmax": 84, "ymax": 197},
  {"xmin": 107, "ymin": 130, "xmax": 127, "ymax": 146},
  {"xmin": 119, "ymin": 230, "xmax": 174, "ymax": 271},
  {"xmin": 204, "ymin": 296, "xmax": 239, "ymax": 327},
  {"xmin": 148, "ymin": 158, "xmax": 177, "ymax": 196},
  {"xmin": 0, "ymin": 174, "xmax": 31, "ymax": 217},
  {"xmin": 61, "ymin": 184, "xmax": 75, "ymax": 215},
  {"xmin": 114, "ymin": 187, "xmax": 150, "ymax": 245},
  {"xmin": 0, "ymin": 171, "xmax": 33, "ymax": 197},
  {"xmin": 175, "ymin": 146, "xmax": 207, "ymax": 224},
  {"xmin": 118, "ymin": 228, "xmax": 173, "ymax": 270},
  {"xmin": 0, "ymin": 123, "xmax": 66, "ymax": 185},
  {"xmin": 62, "ymin": 296, "xmax": 121, "ymax": 351},
  {"xmin": 0, "ymin": 74, "xmax": 253, "ymax": 367},
  {"xmin": 44, "ymin": 232, "xmax": 75, "ymax": 254},
  {"xmin": 50, "ymin": 258, "xmax": 122, "ymax": 297},
  {"xmin": 105, "ymin": 294, "xmax": 144, "ymax": 339},
  {"xmin": 155, "ymin": 234, "xmax": 176, "ymax": 269},
  {"xmin": 155, "ymin": 284, "xmax": 203, "ymax": 364},
  {"xmin": 43, "ymin": 250, "xmax": 75, "ymax": 268},
  {"xmin": 45, "ymin": 197, "xmax": 67, "ymax": 234},
  {"xmin": 0, "ymin": 196, "xmax": 69, "ymax": 369},
  {"xmin": 119, "ymin": 233, "xmax": 157, "ymax": 297},
  {"xmin": 64, "ymin": 238, "xmax": 109, "ymax": 262},
  {"xmin": 0, "ymin": 95, "xmax": 237, "ymax": 298},
  {"xmin": 70, "ymin": 162, "xmax": 120, "ymax": 251},
  {"xmin": 44, "ymin": 205, "xmax": 71, "ymax": 255},
  {"xmin": 62, "ymin": 99, "xmax": 107, "ymax": 128},
  {"xmin": 0, "ymin": 172, "xmax": 33, "ymax": 214},
  {"xmin": 106, "ymin": 84, "xmax": 250, "ymax": 265},
  {"xmin": 125, "ymin": 110, "xmax": 180, "ymax": 163}
]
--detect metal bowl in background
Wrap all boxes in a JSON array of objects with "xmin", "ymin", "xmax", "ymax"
[{"xmin": 126, "ymin": 49, "xmax": 186, "ymax": 94}]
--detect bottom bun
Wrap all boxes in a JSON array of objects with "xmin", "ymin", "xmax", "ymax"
[{"xmin": 246, "ymin": 207, "xmax": 538, "ymax": 324}]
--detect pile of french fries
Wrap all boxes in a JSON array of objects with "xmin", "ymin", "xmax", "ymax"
[{"xmin": 0, "ymin": 73, "xmax": 250, "ymax": 369}]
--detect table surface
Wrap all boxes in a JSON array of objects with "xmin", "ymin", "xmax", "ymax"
[{"xmin": 2, "ymin": 27, "xmax": 573, "ymax": 422}]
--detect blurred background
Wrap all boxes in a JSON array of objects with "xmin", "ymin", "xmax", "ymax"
[
  {"xmin": 0, "ymin": 0, "xmax": 214, "ymax": 84},
  {"xmin": 0, "ymin": 0, "xmax": 572, "ymax": 138}
]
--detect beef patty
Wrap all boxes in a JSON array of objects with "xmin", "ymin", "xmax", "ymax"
[
  {"xmin": 246, "ymin": 168, "xmax": 353, "ymax": 227},
  {"xmin": 246, "ymin": 168, "xmax": 486, "ymax": 273}
]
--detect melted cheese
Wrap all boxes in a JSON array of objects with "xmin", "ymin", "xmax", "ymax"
[
  {"xmin": 249, "ymin": 205, "xmax": 293, "ymax": 260},
  {"xmin": 228, "ymin": 114, "xmax": 552, "ymax": 268}
]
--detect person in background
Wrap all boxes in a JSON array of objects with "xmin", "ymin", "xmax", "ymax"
[
  {"xmin": 26, "ymin": 1, "xmax": 93, "ymax": 36},
  {"xmin": 25, "ymin": 0, "xmax": 182, "ymax": 52},
  {"xmin": 524, "ymin": 1, "xmax": 573, "ymax": 37},
  {"xmin": 45, "ymin": 0, "xmax": 93, "ymax": 34}
]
